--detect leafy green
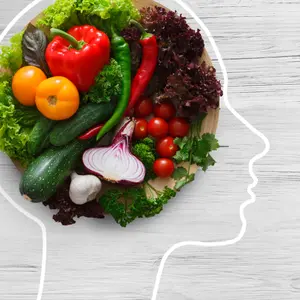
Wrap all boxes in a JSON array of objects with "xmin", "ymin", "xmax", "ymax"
[
  {"xmin": 173, "ymin": 133, "xmax": 219, "ymax": 171},
  {"xmin": 83, "ymin": 59, "xmax": 123, "ymax": 104},
  {"xmin": 36, "ymin": 0, "xmax": 140, "ymax": 34},
  {"xmin": 36, "ymin": 0, "xmax": 80, "ymax": 30},
  {"xmin": 0, "ymin": 32, "xmax": 23, "ymax": 76},
  {"xmin": 172, "ymin": 166, "xmax": 188, "ymax": 180},
  {"xmin": 99, "ymin": 184, "xmax": 176, "ymax": 227},
  {"xmin": 172, "ymin": 166, "xmax": 195, "ymax": 191},
  {"xmin": 79, "ymin": 0, "xmax": 140, "ymax": 34},
  {"xmin": 0, "ymin": 81, "xmax": 39, "ymax": 166},
  {"xmin": 132, "ymin": 138, "xmax": 157, "ymax": 181}
]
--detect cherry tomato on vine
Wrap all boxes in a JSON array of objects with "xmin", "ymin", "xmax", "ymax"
[
  {"xmin": 169, "ymin": 117, "xmax": 190, "ymax": 138},
  {"xmin": 134, "ymin": 97, "xmax": 153, "ymax": 117},
  {"xmin": 153, "ymin": 158, "xmax": 175, "ymax": 178},
  {"xmin": 156, "ymin": 137, "xmax": 178, "ymax": 158},
  {"xmin": 134, "ymin": 119, "xmax": 148, "ymax": 140},
  {"xmin": 154, "ymin": 102, "xmax": 176, "ymax": 120},
  {"xmin": 148, "ymin": 117, "xmax": 169, "ymax": 139}
]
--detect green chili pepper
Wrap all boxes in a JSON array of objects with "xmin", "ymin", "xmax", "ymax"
[{"xmin": 96, "ymin": 27, "xmax": 131, "ymax": 141}]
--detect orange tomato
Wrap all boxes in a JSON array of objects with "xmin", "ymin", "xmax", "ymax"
[
  {"xmin": 35, "ymin": 76, "xmax": 80, "ymax": 120},
  {"xmin": 12, "ymin": 66, "xmax": 47, "ymax": 106}
]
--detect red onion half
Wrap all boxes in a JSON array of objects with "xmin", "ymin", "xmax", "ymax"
[{"xmin": 82, "ymin": 119, "xmax": 146, "ymax": 185}]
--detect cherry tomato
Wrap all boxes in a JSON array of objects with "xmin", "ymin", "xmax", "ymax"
[
  {"xmin": 156, "ymin": 137, "xmax": 178, "ymax": 158},
  {"xmin": 148, "ymin": 117, "xmax": 169, "ymax": 139},
  {"xmin": 134, "ymin": 97, "xmax": 153, "ymax": 117},
  {"xmin": 153, "ymin": 158, "xmax": 175, "ymax": 178},
  {"xmin": 134, "ymin": 119, "xmax": 148, "ymax": 140},
  {"xmin": 169, "ymin": 117, "xmax": 190, "ymax": 138},
  {"xmin": 154, "ymin": 102, "xmax": 176, "ymax": 120},
  {"xmin": 12, "ymin": 66, "xmax": 47, "ymax": 106}
]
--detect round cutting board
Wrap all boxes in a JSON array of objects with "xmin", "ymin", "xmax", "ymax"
[{"xmin": 13, "ymin": 0, "xmax": 220, "ymax": 194}]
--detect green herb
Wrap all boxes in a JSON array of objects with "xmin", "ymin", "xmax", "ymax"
[
  {"xmin": 132, "ymin": 137, "xmax": 157, "ymax": 181},
  {"xmin": 99, "ymin": 184, "xmax": 176, "ymax": 227},
  {"xmin": 174, "ymin": 133, "xmax": 219, "ymax": 171},
  {"xmin": 0, "ymin": 32, "xmax": 23, "ymax": 76},
  {"xmin": 171, "ymin": 116, "xmax": 220, "ymax": 190},
  {"xmin": 172, "ymin": 166, "xmax": 195, "ymax": 191},
  {"xmin": 22, "ymin": 24, "xmax": 51, "ymax": 77},
  {"xmin": 82, "ymin": 59, "xmax": 123, "ymax": 104},
  {"xmin": 37, "ymin": 0, "xmax": 140, "ymax": 34},
  {"xmin": 0, "ymin": 81, "xmax": 38, "ymax": 166}
]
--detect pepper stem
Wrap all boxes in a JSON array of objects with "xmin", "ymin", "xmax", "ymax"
[
  {"xmin": 129, "ymin": 20, "xmax": 152, "ymax": 40},
  {"xmin": 129, "ymin": 20, "xmax": 146, "ymax": 33},
  {"xmin": 50, "ymin": 28, "xmax": 85, "ymax": 50}
]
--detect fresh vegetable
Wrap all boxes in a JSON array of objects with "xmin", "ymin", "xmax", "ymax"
[
  {"xmin": 125, "ymin": 20, "xmax": 158, "ymax": 115},
  {"xmin": 69, "ymin": 172, "xmax": 102, "ymax": 205},
  {"xmin": 124, "ymin": 7, "xmax": 222, "ymax": 121},
  {"xmin": 0, "ymin": 32, "xmax": 23, "ymax": 76},
  {"xmin": 154, "ymin": 102, "xmax": 176, "ymax": 121},
  {"xmin": 148, "ymin": 117, "xmax": 168, "ymax": 139},
  {"xmin": 20, "ymin": 138, "xmax": 94, "ymax": 203},
  {"xmin": 44, "ymin": 177, "xmax": 105, "ymax": 225},
  {"xmin": 134, "ymin": 119, "xmax": 148, "ymax": 140},
  {"xmin": 46, "ymin": 26, "xmax": 110, "ymax": 92},
  {"xmin": 50, "ymin": 102, "xmax": 114, "ymax": 146},
  {"xmin": 173, "ymin": 133, "xmax": 219, "ymax": 171},
  {"xmin": 35, "ymin": 76, "xmax": 80, "ymax": 120},
  {"xmin": 22, "ymin": 24, "xmax": 51, "ymax": 77},
  {"xmin": 82, "ymin": 59, "xmax": 122, "ymax": 104},
  {"xmin": 78, "ymin": 0, "xmax": 140, "ymax": 34},
  {"xmin": 141, "ymin": 6, "xmax": 204, "ymax": 75},
  {"xmin": 100, "ymin": 183, "xmax": 176, "ymax": 227},
  {"xmin": 134, "ymin": 96, "xmax": 153, "ymax": 118},
  {"xmin": 27, "ymin": 116, "xmax": 56, "ymax": 156},
  {"xmin": 171, "ymin": 125, "xmax": 219, "ymax": 192},
  {"xmin": 172, "ymin": 166, "xmax": 195, "ymax": 192},
  {"xmin": 96, "ymin": 28, "xmax": 131, "ymax": 141},
  {"xmin": 153, "ymin": 158, "xmax": 175, "ymax": 178},
  {"xmin": 156, "ymin": 137, "xmax": 178, "ymax": 158},
  {"xmin": 12, "ymin": 66, "xmax": 47, "ymax": 106},
  {"xmin": 36, "ymin": 0, "xmax": 81, "ymax": 30},
  {"xmin": 169, "ymin": 117, "xmax": 190, "ymax": 138},
  {"xmin": 83, "ymin": 119, "xmax": 146, "ymax": 185},
  {"xmin": 0, "ymin": 80, "xmax": 39, "ymax": 165},
  {"xmin": 78, "ymin": 124, "xmax": 104, "ymax": 140},
  {"xmin": 155, "ymin": 63, "xmax": 222, "ymax": 121},
  {"xmin": 132, "ymin": 137, "xmax": 156, "ymax": 180},
  {"xmin": 36, "ymin": 0, "xmax": 140, "ymax": 36}
]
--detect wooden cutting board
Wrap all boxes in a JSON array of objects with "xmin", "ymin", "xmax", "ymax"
[{"xmin": 14, "ymin": 0, "xmax": 220, "ymax": 194}]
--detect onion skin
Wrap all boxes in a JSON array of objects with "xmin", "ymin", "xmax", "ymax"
[{"xmin": 82, "ymin": 118, "xmax": 146, "ymax": 185}]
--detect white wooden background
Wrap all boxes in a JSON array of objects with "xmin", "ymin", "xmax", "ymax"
[{"xmin": 1, "ymin": 0, "xmax": 300, "ymax": 299}]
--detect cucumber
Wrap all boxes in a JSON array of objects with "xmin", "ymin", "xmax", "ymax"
[
  {"xmin": 49, "ymin": 102, "xmax": 114, "ymax": 146},
  {"xmin": 20, "ymin": 139, "xmax": 94, "ymax": 203},
  {"xmin": 27, "ymin": 116, "xmax": 56, "ymax": 156}
]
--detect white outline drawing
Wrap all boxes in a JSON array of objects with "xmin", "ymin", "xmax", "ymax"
[{"xmin": 0, "ymin": 1, "xmax": 270, "ymax": 300}]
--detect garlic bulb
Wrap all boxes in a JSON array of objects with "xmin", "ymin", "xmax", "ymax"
[{"xmin": 69, "ymin": 172, "xmax": 102, "ymax": 205}]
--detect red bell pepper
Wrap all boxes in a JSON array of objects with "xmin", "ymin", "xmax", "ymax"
[{"xmin": 46, "ymin": 25, "xmax": 110, "ymax": 92}]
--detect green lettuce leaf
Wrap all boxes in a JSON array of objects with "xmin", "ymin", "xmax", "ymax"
[
  {"xmin": 36, "ymin": 0, "xmax": 140, "ymax": 34},
  {"xmin": 0, "ymin": 81, "xmax": 38, "ymax": 166},
  {"xmin": 0, "ymin": 32, "xmax": 23, "ymax": 76}
]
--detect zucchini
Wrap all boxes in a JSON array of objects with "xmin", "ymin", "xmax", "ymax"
[
  {"xmin": 27, "ymin": 116, "xmax": 56, "ymax": 156},
  {"xmin": 20, "ymin": 139, "xmax": 94, "ymax": 203},
  {"xmin": 49, "ymin": 102, "xmax": 114, "ymax": 146}
]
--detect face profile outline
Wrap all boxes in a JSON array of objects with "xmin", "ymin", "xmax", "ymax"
[{"xmin": 0, "ymin": 1, "xmax": 270, "ymax": 300}]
